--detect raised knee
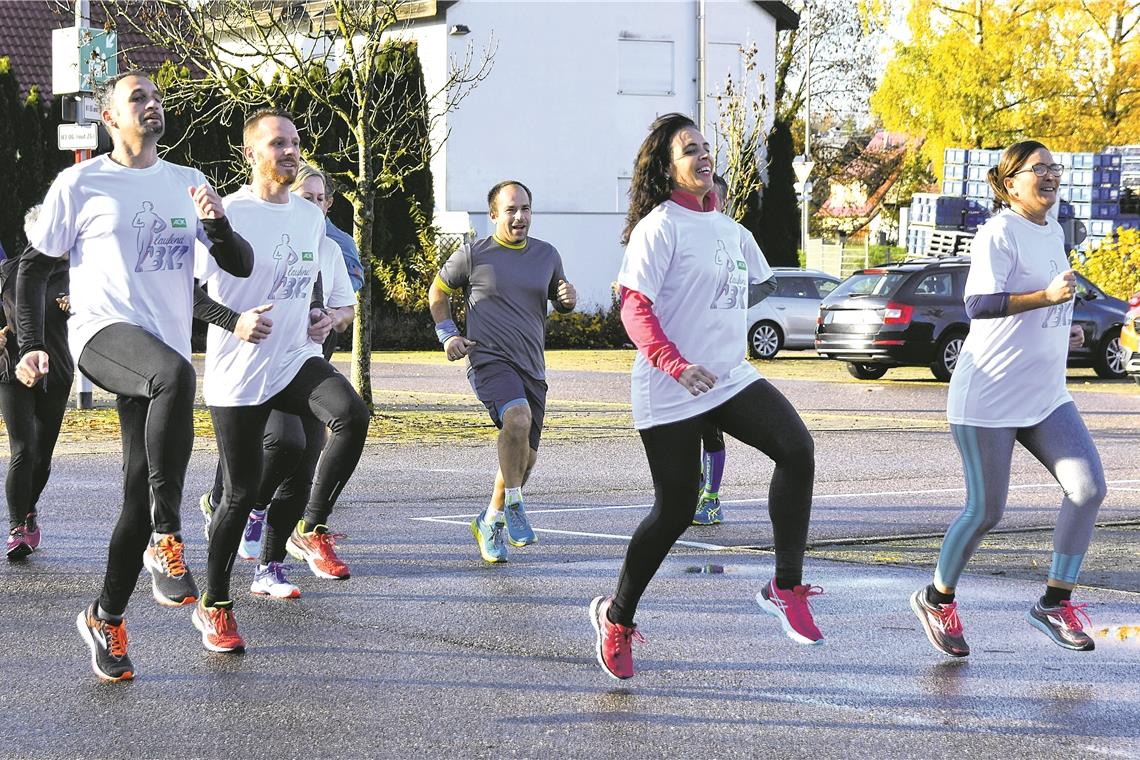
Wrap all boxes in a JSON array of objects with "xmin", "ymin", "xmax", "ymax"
[
  {"xmin": 1068, "ymin": 478, "xmax": 1107, "ymax": 511},
  {"xmin": 154, "ymin": 357, "xmax": 196, "ymax": 398}
]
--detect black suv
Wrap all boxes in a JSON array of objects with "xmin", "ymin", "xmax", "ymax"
[{"xmin": 815, "ymin": 257, "xmax": 1127, "ymax": 381}]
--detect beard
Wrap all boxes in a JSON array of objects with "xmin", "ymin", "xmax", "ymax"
[{"xmin": 258, "ymin": 160, "xmax": 296, "ymax": 186}]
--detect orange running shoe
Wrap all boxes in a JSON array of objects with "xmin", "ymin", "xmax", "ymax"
[
  {"xmin": 286, "ymin": 521, "xmax": 350, "ymax": 579},
  {"xmin": 76, "ymin": 602, "xmax": 134, "ymax": 682},
  {"xmin": 142, "ymin": 534, "xmax": 199, "ymax": 607},
  {"xmin": 192, "ymin": 601, "xmax": 245, "ymax": 653}
]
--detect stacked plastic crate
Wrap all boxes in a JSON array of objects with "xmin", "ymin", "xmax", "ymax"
[{"xmin": 1051, "ymin": 151, "xmax": 1124, "ymax": 251}]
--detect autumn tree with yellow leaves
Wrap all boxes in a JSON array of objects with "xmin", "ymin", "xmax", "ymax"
[{"xmin": 869, "ymin": 0, "xmax": 1140, "ymax": 176}]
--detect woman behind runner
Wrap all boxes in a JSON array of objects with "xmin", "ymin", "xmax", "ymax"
[
  {"xmin": 198, "ymin": 162, "xmax": 356, "ymax": 594},
  {"xmin": 910, "ymin": 140, "xmax": 1106, "ymax": 657},
  {"xmin": 692, "ymin": 174, "xmax": 777, "ymax": 526},
  {"xmin": 589, "ymin": 113, "xmax": 823, "ymax": 680},
  {"xmin": 2, "ymin": 207, "xmax": 74, "ymax": 559}
]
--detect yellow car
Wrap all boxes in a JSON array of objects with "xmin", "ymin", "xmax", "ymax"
[{"xmin": 1121, "ymin": 292, "xmax": 1140, "ymax": 385}]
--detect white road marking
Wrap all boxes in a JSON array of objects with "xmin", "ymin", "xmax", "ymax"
[{"xmin": 412, "ymin": 478, "xmax": 1140, "ymax": 549}]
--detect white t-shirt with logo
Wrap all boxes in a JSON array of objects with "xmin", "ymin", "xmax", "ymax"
[
  {"xmin": 948, "ymin": 209, "xmax": 1072, "ymax": 427},
  {"xmin": 27, "ymin": 155, "xmax": 211, "ymax": 360},
  {"xmin": 319, "ymin": 236, "xmax": 355, "ymax": 309},
  {"xmin": 617, "ymin": 202, "xmax": 771, "ymax": 429},
  {"xmin": 195, "ymin": 189, "xmax": 327, "ymax": 406}
]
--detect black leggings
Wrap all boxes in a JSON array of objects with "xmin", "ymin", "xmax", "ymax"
[
  {"xmin": 77, "ymin": 323, "xmax": 197, "ymax": 615},
  {"xmin": 610, "ymin": 379, "xmax": 815, "ymax": 626},
  {"xmin": 206, "ymin": 358, "xmax": 368, "ymax": 602},
  {"xmin": 209, "ymin": 409, "xmax": 326, "ymax": 562},
  {"xmin": 0, "ymin": 376, "xmax": 72, "ymax": 529}
]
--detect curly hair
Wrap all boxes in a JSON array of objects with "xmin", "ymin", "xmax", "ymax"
[
  {"xmin": 986, "ymin": 140, "xmax": 1048, "ymax": 213},
  {"xmin": 620, "ymin": 113, "xmax": 697, "ymax": 245}
]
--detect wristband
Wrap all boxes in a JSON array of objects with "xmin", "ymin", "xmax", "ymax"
[{"xmin": 435, "ymin": 319, "xmax": 461, "ymax": 345}]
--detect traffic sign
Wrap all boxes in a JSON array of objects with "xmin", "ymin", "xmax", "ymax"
[
  {"xmin": 61, "ymin": 95, "xmax": 101, "ymax": 124},
  {"xmin": 792, "ymin": 156, "xmax": 815, "ymax": 184},
  {"xmin": 58, "ymin": 123, "xmax": 100, "ymax": 151},
  {"xmin": 52, "ymin": 26, "xmax": 118, "ymax": 94}
]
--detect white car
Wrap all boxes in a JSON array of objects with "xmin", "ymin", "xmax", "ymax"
[{"xmin": 747, "ymin": 268, "xmax": 840, "ymax": 359}]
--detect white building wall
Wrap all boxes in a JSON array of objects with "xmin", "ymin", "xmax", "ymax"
[{"xmin": 425, "ymin": 0, "xmax": 780, "ymax": 307}]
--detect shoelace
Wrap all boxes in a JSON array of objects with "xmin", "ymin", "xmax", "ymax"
[
  {"xmin": 266, "ymin": 562, "xmax": 290, "ymax": 584},
  {"xmin": 1055, "ymin": 600, "xmax": 1092, "ymax": 632},
  {"xmin": 102, "ymin": 619, "xmax": 129, "ymax": 658},
  {"xmin": 208, "ymin": 606, "xmax": 236, "ymax": 635},
  {"xmin": 244, "ymin": 514, "xmax": 265, "ymax": 541},
  {"xmin": 782, "ymin": 584, "xmax": 824, "ymax": 613},
  {"xmin": 607, "ymin": 622, "xmax": 647, "ymax": 648},
  {"xmin": 489, "ymin": 522, "xmax": 505, "ymax": 547},
  {"xmin": 934, "ymin": 600, "xmax": 964, "ymax": 636},
  {"xmin": 156, "ymin": 535, "xmax": 188, "ymax": 577}
]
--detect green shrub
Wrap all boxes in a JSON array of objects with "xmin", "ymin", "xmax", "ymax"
[{"xmin": 1073, "ymin": 228, "xmax": 1140, "ymax": 300}]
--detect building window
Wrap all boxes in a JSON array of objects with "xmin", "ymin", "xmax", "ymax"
[{"xmin": 617, "ymin": 38, "xmax": 674, "ymax": 96}]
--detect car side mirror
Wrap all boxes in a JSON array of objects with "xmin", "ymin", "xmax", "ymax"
[{"xmin": 1082, "ymin": 291, "xmax": 1098, "ymax": 301}]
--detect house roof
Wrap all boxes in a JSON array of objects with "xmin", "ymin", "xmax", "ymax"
[
  {"xmin": 755, "ymin": 1, "xmax": 799, "ymax": 31},
  {"xmin": 819, "ymin": 131, "xmax": 919, "ymax": 223},
  {"xmin": 0, "ymin": 0, "xmax": 174, "ymax": 101}
]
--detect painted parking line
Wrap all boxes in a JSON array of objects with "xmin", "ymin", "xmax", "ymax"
[{"xmin": 412, "ymin": 478, "xmax": 1140, "ymax": 549}]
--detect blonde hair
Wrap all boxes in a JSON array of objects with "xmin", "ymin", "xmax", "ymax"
[{"xmin": 291, "ymin": 163, "xmax": 328, "ymax": 194}]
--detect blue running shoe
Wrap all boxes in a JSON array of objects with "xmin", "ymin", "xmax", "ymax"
[
  {"xmin": 471, "ymin": 511, "xmax": 508, "ymax": 563},
  {"xmin": 504, "ymin": 499, "xmax": 537, "ymax": 547},
  {"xmin": 692, "ymin": 492, "xmax": 723, "ymax": 525},
  {"xmin": 238, "ymin": 509, "xmax": 266, "ymax": 561}
]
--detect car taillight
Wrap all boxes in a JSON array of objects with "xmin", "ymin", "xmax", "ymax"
[
  {"xmin": 882, "ymin": 301, "xmax": 913, "ymax": 325},
  {"xmin": 1129, "ymin": 291, "xmax": 1140, "ymax": 309}
]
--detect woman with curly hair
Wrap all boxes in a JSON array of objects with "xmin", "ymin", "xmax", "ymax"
[{"xmin": 589, "ymin": 113, "xmax": 823, "ymax": 680}]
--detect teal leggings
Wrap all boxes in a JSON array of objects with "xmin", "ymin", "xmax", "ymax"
[{"xmin": 935, "ymin": 402, "xmax": 1106, "ymax": 590}]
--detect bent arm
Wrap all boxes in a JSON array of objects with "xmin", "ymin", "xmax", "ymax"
[
  {"xmin": 202, "ymin": 217, "xmax": 254, "ymax": 277},
  {"xmin": 16, "ymin": 250, "xmax": 54, "ymax": 356},
  {"xmin": 620, "ymin": 287, "xmax": 690, "ymax": 380},
  {"xmin": 193, "ymin": 281, "xmax": 240, "ymax": 333}
]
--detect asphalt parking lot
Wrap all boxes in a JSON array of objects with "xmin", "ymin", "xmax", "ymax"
[{"xmin": 1, "ymin": 352, "xmax": 1137, "ymax": 759}]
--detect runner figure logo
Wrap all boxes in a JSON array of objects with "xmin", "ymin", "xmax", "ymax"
[
  {"xmin": 710, "ymin": 239, "xmax": 747, "ymax": 310},
  {"xmin": 132, "ymin": 201, "xmax": 190, "ymax": 272},
  {"xmin": 267, "ymin": 234, "xmax": 311, "ymax": 300}
]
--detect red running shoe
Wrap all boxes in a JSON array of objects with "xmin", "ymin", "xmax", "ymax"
[
  {"xmin": 192, "ymin": 601, "xmax": 245, "ymax": 653},
  {"xmin": 757, "ymin": 579, "xmax": 825, "ymax": 645},
  {"xmin": 286, "ymin": 521, "xmax": 350, "ymax": 579},
  {"xmin": 589, "ymin": 595, "xmax": 645, "ymax": 680}
]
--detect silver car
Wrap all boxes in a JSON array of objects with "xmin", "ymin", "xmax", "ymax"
[{"xmin": 747, "ymin": 268, "xmax": 840, "ymax": 359}]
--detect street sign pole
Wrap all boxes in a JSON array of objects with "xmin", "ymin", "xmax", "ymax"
[{"xmin": 73, "ymin": 0, "xmax": 94, "ymax": 409}]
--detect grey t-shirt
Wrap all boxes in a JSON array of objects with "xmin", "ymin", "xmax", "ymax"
[{"xmin": 437, "ymin": 235, "xmax": 566, "ymax": 380}]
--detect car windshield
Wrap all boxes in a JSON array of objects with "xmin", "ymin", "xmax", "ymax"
[{"xmin": 829, "ymin": 271, "xmax": 909, "ymax": 299}]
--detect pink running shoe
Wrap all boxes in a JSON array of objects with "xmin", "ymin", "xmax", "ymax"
[
  {"xmin": 757, "ymin": 579, "xmax": 825, "ymax": 645},
  {"xmin": 589, "ymin": 595, "xmax": 645, "ymax": 680},
  {"xmin": 6, "ymin": 515, "xmax": 39, "ymax": 560}
]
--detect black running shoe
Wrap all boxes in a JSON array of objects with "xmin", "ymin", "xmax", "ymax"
[
  {"xmin": 142, "ymin": 534, "xmax": 199, "ymax": 607},
  {"xmin": 75, "ymin": 602, "xmax": 134, "ymax": 682},
  {"xmin": 1028, "ymin": 599, "xmax": 1095, "ymax": 651}
]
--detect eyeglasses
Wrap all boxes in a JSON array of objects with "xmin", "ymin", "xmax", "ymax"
[{"xmin": 1012, "ymin": 163, "xmax": 1065, "ymax": 178}]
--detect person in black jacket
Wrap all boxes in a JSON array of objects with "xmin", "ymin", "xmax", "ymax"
[{"xmin": 1, "ymin": 231, "xmax": 73, "ymax": 560}]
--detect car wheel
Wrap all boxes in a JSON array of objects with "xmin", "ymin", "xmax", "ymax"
[
  {"xmin": 846, "ymin": 362, "xmax": 889, "ymax": 380},
  {"xmin": 1093, "ymin": 327, "xmax": 1125, "ymax": 379},
  {"xmin": 931, "ymin": 330, "xmax": 966, "ymax": 382},
  {"xmin": 748, "ymin": 321, "xmax": 782, "ymax": 360}
]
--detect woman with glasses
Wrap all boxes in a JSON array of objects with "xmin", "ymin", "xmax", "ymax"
[{"xmin": 911, "ymin": 140, "xmax": 1106, "ymax": 657}]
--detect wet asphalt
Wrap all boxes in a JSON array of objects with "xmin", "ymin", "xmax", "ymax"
[{"xmin": 0, "ymin": 356, "xmax": 1137, "ymax": 759}]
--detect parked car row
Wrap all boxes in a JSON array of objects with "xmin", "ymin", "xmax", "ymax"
[{"xmin": 747, "ymin": 258, "xmax": 1129, "ymax": 382}]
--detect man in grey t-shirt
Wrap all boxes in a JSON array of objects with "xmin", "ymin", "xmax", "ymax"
[{"xmin": 428, "ymin": 180, "xmax": 576, "ymax": 563}]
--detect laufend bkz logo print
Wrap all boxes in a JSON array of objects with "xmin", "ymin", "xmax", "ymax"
[{"xmin": 132, "ymin": 202, "xmax": 190, "ymax": 272}]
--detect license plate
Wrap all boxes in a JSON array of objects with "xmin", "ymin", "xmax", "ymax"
[{"xmin": 826, "ymin": 310, "xmax": 878, "ymax": 324}]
